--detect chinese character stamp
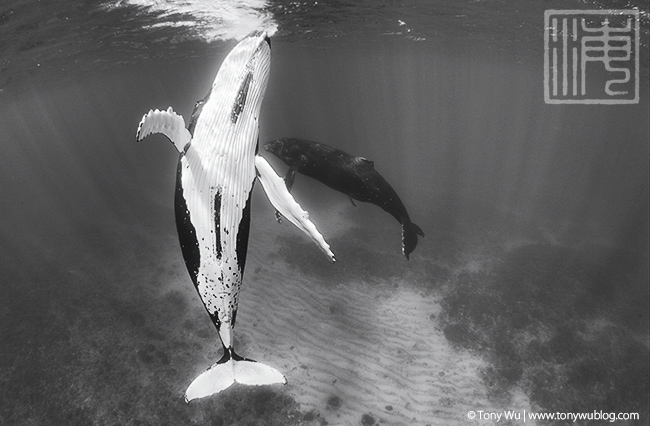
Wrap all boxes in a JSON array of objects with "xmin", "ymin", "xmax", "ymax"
[{"xmin": 544, "ymin": 9, "xmax": 640, "ymax": 104}]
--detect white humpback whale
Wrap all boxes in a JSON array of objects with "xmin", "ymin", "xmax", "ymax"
[{"xmin": 136, "ymin": 32, "xmax": 334, "ymax": 402}]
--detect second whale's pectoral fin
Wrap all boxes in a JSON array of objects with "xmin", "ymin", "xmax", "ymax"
[
  {"xmin": 255, "ymin": 155, "xmax": 335, "ymax": 263},
  {"xmin": 136, "ymin": 107, "xmax": 191, "ymax": 153}
]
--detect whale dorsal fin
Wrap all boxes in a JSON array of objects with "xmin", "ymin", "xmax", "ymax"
[
  {"xmin": 136, "ymin": 107, "xmax": 191, "ymax": 153},
  {"xmin": 356, "ymin": 156, "xmax": 374, "ymax": 167}
]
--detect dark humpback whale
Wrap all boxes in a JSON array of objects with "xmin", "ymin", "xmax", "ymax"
[
  {"xmin": 264, "ymin": 137, "xmax": 424, "ymax": 259},
  {"xmin": 136, "ymin": 33, "xmax": 334, "ymax": 401}
]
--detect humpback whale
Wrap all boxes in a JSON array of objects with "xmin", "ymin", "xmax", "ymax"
[
  {"xmin": 136, "ymin": 33, "xmax": 334, "ymax": 402},
  {"xmin": 264, "ymin": 137, "xmax": 424, "ymax": 259}
]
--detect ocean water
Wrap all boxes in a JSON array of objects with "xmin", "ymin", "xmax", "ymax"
[{"xmin": 1, "ymin": 1, "xmax": 648, "ymax": 425}]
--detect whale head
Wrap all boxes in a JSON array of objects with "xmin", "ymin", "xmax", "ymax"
[
  {"xmin": 190, "ymin": 31, "xmax": 271, "ymax": 151},
  {"xmin": 263, "ymin": 137, "xmax": 303, "ymax": 165}
]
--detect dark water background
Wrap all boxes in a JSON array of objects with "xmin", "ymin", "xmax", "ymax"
[{"xmin": 1, "ymin": 0, "xmax": 648, "ymax": 425}]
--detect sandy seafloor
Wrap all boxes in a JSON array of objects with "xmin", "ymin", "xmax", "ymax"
[
  {"xmin": 1, "ymin": 1, "xmax": 649, "ymax": 425},
  {"xmin": 1, "ymin": 167, "xmax": 648, "ymax": 426}
]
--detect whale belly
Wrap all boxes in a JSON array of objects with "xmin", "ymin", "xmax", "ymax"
[{"xmin": 175, "ymin": 145, "xmax": 255, "ymax": 328}]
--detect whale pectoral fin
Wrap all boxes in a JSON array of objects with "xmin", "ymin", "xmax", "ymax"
[
  {"xmin": 136, "ymin": 107, "xmax": 191, "ymax": 153},
  {"xmin": 348, "ymin": 196, "xmax": 357, "ymax": 207},
  {"xmin": 255, "ymin": 155, "xmax": 335, "ymax": 262},
  {"xmin": 284, "ymin": 165, "xmax": 298, "ymax": 192}
]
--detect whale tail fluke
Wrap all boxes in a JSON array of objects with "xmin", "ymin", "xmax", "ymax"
[
  {"xmin": 184, "ymin": 350, "xmax": 286, "ymax": 402},
  {"xmin": 402, "ymin": 220, "xmax": 424, "ymax": 260}
]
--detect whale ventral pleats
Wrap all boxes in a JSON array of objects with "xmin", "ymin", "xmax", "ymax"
[{"xmin": 231, "ymin": 72, "xmax": 253, "ymax": 124}]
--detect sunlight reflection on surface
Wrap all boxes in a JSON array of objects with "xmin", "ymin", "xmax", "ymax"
[{"xmin": 108, "ymin": 0, "xmax": 278, "ymax": 41}]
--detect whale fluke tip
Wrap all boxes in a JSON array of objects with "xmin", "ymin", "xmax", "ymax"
[{"xmin": 402, "ymin": 221, "xmax": 424, "ymax": 260}]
